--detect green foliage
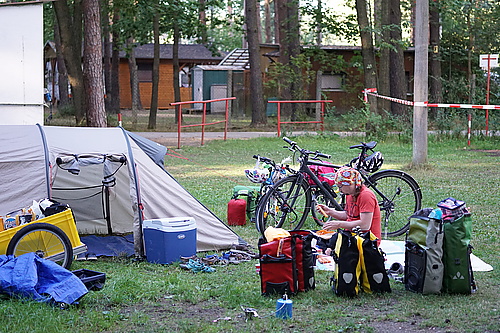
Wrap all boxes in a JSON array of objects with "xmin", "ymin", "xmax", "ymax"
[
  {"xmin": 264, "ymin": 53, "xmax": 315, "ymax": 101},
  {"xmin": 440, "ymin": 0, "xmax": 500, "ymax": 104},
  {"xmin": 337, "ymin": 104, "xmax": 405, "ymax": 140}
]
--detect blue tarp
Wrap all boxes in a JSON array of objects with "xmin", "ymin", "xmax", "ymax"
[{"xmin": 0, "ymin": 253, "xmax": 88, "ymax": 305}]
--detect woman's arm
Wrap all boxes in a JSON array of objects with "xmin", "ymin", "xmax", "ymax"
[
  {"xmin": 321, "ymin": 211, "xmax": 373, "ymax": 232},
  {"xmin": 316, "ymin": 204, "xmax": 347, "ymax": 221}
]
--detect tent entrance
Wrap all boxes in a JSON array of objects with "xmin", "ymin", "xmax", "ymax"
[
  {"xmin": 52, "ymin": 184, "xmax": 112, "ymax": 234},
  {"xmin": 51, "ymin": 153, "xmax": 133, "ymax": 235}
]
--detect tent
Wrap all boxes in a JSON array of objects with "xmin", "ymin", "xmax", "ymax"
[{"xmin": 0, "ymin": 125, "xmax": 243, "ymax": 255}]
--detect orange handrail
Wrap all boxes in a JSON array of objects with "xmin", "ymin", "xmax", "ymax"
[
  {"xmin": 268, "ymin": 100, "xmax": 333, "ymax": 136},
  {"xmin": 170, "ymin": 97, "xmax": 235, "ymax": 149}
]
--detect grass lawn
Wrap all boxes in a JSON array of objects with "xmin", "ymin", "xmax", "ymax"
[{"xmin": 1, "ymin": 134, "xmax": 499, "ymax": 333}]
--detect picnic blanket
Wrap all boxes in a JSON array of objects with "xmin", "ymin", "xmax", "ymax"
[{"xmin": 314, "ymin": 240, "xmax": 493, "ymax": 272}]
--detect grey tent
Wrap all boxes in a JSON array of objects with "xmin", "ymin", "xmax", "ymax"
[{"xmin": 0, "ymin": 125, "xmax": 243, "ymax": 254}]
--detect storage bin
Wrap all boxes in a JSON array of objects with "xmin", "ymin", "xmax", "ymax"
[
  {"xmin": 142, "ymin": 217, "xmax": 196, "ymax": 264},
  {"xmin": 72, "ymin": 269, "xmax": 106, "ymax": 291}
]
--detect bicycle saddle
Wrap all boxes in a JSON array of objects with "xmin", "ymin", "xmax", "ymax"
[{"xmin": 349, "ymin": 141, "xmax": 377, "ymax": 150}]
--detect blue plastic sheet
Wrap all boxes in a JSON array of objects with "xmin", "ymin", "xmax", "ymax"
[{"xmin": 0, "ymin": 253, "xmax": 88, "ymax": 304}]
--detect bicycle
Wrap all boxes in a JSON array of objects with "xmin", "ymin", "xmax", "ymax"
[
  {"xmin": 244, "ymin": 155, "xmax": 290, "ymax": 232},
  {"xmin": 255, "ymin": 137, "xmax": 422, "ymax": 238}
]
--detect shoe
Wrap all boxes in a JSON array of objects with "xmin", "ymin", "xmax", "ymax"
[
  {"xmin": 86, "ymin": 253, "xmax": 98, "ymax": 261},
  {"xmin": 180, "ymin": 255, "xmax": 198, "ymax": 263},
  {"xmin": 180, "ymin": 259, "xmax": 216, "ymax": 273},
  {"xmin": 76, "ymin": 253, "xmax": 87, "ymax": 261},
  {"xmin": 387, "ymin": 262, "xmax": 404, "ymax": 275},
  {"xmin": 228, "ymin": 249, "xmax": 259, "ymax": 259}
]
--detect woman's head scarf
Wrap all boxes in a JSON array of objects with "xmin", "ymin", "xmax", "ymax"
[{"xmin": 334, "ymin": 166, "xmax": 363, "ymax": 188}]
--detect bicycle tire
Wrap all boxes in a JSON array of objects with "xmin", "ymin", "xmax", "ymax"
[
  {"xmin": 311, "ymin": 190, "xmax": 333, "ymax": 227},
  {"xmin": 255, "ymin": 175, "xmax": 312, "ymax": 236},
  {"xmin": 6, "ymin": 223, "xmax": 74, "ymax": 269},
  {"xmin": 367, "ymin": 170, "xmax": 422, "ymax": 237}
]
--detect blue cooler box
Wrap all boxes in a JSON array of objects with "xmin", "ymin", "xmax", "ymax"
[{"xmin": 143, "ymin": 217, "xmax": 197, "ymax": 264}]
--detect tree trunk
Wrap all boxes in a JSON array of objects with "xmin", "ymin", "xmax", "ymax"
[
  {"xmin": 275, "ymin": 0, "xmax": 290, "ymax": 116},
  {"xmin": 412, "ymin": 0, "xmax": 429, "ymax": 166},
  {"xmin": 127, "ymin": 39, "xmax": 140, "ymax": 128},
  {"xmin": 148, "ymin": 7, "xmax": 160, "ymax": 130},
  {"xmin": 53, "ymin": 0, "xmax": 86, "ymax": 124},
  {"xmin": 173, "ymin": 23, "xmax": 181, "ymax": 125},
  {"xmin": 199, "ymin": 0, "xmax": 207, "ymax": 44},
  {"xmin": 389, "ymin": 0, "xmax": 407, "ymax": 116},
  {"xmin": 83, "ymin": 0, "xmax": 107, "ymax": 127},
  {"xmin": 102, "ymin": 0, "xmax": 112, "ymax": 114},
  {"xmin": 316, "ymin": 0, "xmax": 322, "ymax": 46},
  {"xmin": 429, "ymin": 0, "xmax": 442, "ymax": 118},
  {"xmin": 375, "ymin": 0, "xmax": 391, "ymax": 113},
  {"xmin": 53, "ymin": 16, "xmax": 70, "ymax": 108},
  {"xmin": 246, "ymin": 0, "xmax": 266, "ymax": 126},
  {"xmin": 264, "ymin": 0, "xmax": 272, "ymax": 43},
  {"xmin": 355, "ymin": 0, "xmax": 379, "ymax": 118},
  {"xmin": 287, "ymin": 0, "xmax": 303, "ymax": 120},
  {"xmin": 111, "ymin": 8, "xmax": 121, "ymax": 114}
]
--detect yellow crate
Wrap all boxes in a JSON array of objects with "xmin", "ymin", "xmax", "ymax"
[{"xmin": 0, "ymin": 209, "xmax": 85, "ymax": 255}]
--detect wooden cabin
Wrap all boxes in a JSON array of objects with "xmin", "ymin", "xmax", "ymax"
[{"xmin": 119, "ymin": 44, "xmax": 225, "ymax": 109}]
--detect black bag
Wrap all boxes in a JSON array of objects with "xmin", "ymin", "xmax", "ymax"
[
  {"xmin": 328, "ymin": 229, "xmax": 360, "ymax": 297},
  {"xmin": 41, "ymin": 200, "xmax": 70, "ymax": 217},
  {"xmin": 358, "ymin": 231, "xmax": 391, "ymax": 293}
]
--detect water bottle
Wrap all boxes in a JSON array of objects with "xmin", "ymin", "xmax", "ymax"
[{"xmin": 276, "ymin": 294, "xmax": 293, "ymax": 319}]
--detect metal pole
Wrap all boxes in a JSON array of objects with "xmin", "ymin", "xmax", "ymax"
[
  {"xmin": 486, "ymin": 57, "xmax": 491, "ymax": 135},
  {"xmin": 201, "ymin": 102, "xmax": 207, "ymax": 146},
  {"xmin": 277, "ymin": 102, "xmax": 281, "ymax": 137},
  {"xmin": 177, "ymin": 104, "xmax": 182, "ymax": 149},
  {"xmin": 224, "ymin": 99, "xmax": 229, "ymax": 141}
]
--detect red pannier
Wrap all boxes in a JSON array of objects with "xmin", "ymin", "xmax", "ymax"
[
  {"xmin": 258, "ymin": 230, "xmax": 315, "ymax": 296},
  {"xmin": 306, "ymin": 164, "xmax": 337, "ymax": 186},
  {"xmin": 227, "ymin": 198, "xmax": 247, "ymax": 226}
]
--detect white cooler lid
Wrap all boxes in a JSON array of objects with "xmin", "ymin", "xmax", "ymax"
[{"xmin": 143, "ymin": 217, "xmax": 196, "ymax": 231}]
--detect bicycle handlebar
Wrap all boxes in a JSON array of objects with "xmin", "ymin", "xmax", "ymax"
[
  {"xmin": 253, "ymin": 154, "xmax": 276, "ymax": 166},
  {"xmin": 282, "ymin": 137, "xmax": 331, "ymax": 159}
]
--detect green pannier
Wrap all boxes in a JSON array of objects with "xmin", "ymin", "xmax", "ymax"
[
  {"xmin": 232, "ymin": 185, "xmax": 260, "ymax": 221},
  {"xmin": 442, "ymin": 212, "xmax": 477, "ymax": 294},
  {"xmin": 405, "ymin": 208, "xmax": 444, "ymax": 294}
]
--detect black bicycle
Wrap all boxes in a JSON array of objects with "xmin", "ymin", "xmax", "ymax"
[{"xmin": 255, "ymin": 137, "xmax": 422, "ymax": 238}]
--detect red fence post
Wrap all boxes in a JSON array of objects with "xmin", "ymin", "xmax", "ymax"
[{"xmin": 177, "ymin": 104, "xmax": 182, "ymax": 149}]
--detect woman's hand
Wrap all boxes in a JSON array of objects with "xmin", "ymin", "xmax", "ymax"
[
  {"xmin": 323, "ymin": 220, "xmax": 341, "ymax": 231},
  {"xmin": 316, "ymin": 204, "xmax": 331, "ymax": 217}
]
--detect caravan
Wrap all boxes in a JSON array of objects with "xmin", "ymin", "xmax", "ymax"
[{"xmin": 0, "ymin": 125, "xmax": 243, "ymax": 256}]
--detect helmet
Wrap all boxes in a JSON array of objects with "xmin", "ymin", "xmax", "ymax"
[
  {"xmin": 359, "ymin": 151, "xmax": 384, "ymax": 173},
  {"xmin": 245, "ymin": 168, "xmax": 269, "ymax": 183}
]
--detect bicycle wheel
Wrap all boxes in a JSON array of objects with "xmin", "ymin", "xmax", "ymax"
[
  {"xmin": 6, "ymin": 223, "xmax": 74, "ymax": 269},
  {"xmin": 367, "ymin": 170, "xmax": 422, "ymax": 237},
  {"xmin": 310, "ymin": 186, "xmax": 344, "ymax": 227},
  {"xmin": 255, "ymin": 175, "xmax": 312, "ymax": 236}
]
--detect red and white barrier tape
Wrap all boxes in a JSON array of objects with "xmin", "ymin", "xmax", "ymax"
[{"xmin": 363, "ymin": 89, "xmax": 500, "ymax": 109}]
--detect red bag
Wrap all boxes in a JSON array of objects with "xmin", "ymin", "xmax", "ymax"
[
  {"xmin": 306, "ymin": 164, "xmax": 337, "ymax": 186},
  {"xmin": 227, "ymin": 198, "xmax": 247, "ymax": 226},
  {"xmin": 258, "ymin": 230, "xmax": 315, "ymax": 296}
]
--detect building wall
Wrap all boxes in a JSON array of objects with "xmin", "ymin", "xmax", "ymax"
[
  {"xmin": 119, "ymin": 59, "xmax": 191, "ymax": 109},
  {"xmin": 0, "ymin": 3, "xmax": 44, "ymax": 124}
]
